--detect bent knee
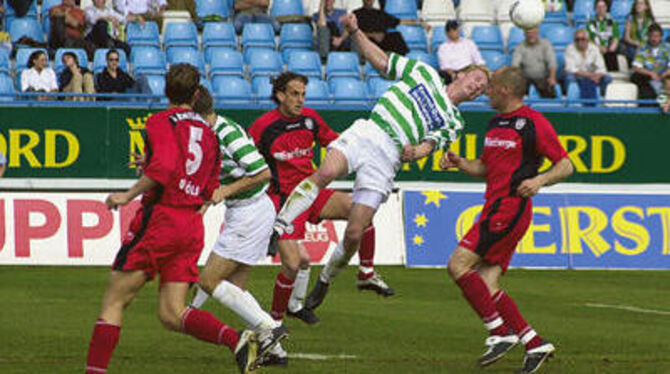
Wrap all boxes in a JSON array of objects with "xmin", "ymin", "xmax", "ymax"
[
  {"xmin": 281, "ymin": 262, "xmax": 300, "ymax": 278},
  {"xmin": 158, "ymin": 309, "xmax": 183, "ymax": 332},
  {"xmin": 198, "ymin": 272, "xmax": 218, "ymax": 295},
  {"xmin": 344, "ymin": 225, "xmax": 365, "ymax": 244}
]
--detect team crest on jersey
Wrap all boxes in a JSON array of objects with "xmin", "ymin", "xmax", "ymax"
[
  {"xmin": 304, "ymin": 118, "xmax": 314, "ymax": 130},
  {"xmin": 515, "ymin": 118, "xmax": 527, "ymax": 130}
]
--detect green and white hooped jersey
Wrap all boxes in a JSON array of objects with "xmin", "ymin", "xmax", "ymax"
[
  {"xmin": 370, "ymin": 53, "xmax": 466, "ymax": 152},
  {"xmin": 214, "ymin": 115, "xmax": 268, "ymax": 202}
]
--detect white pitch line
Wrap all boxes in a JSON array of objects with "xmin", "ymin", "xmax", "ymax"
[
  {"xmin": 584, "ymin": 303, "xmax": 670, "ymax": 316},
  {"xmin": 288, "ymin": 353, "xmax": 358, "ymax": 361}
]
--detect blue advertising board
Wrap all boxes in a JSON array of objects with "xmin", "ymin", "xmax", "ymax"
[{"xmin": 404, "ymin": 190, "xmax": 670, "ymax": 269}]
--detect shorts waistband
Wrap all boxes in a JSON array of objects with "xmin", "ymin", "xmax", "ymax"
[{"xmin": 225, "ymin": 192, "xmax": 267, "ymax": 208}]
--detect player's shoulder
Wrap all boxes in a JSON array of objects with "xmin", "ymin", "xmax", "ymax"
[
  {"xmin": 301, "ymin": 106, "xmax": 322, "ymax": 119},
  {"xmin": 249, "ymin": 109, "xmax": 280, "ymax": 132},
  {"xmin": 517, "ymin": 105, "xmax": 555, "ymax": 130}
]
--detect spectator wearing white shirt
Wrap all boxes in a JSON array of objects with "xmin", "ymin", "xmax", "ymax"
[
  {"xmin": 436, "ymin": 19, "xmax": 485, "ymax": 84},
  {"xmin": 565, "ymin": 28, "xmax": 612, "ymax": 102},
  {"xmin": 21, "ymin": 50, "xmax": 58, "ymax": 100},
  {"xmin": 115, "ymin": 0, "xmax": 166, "ymax": 28},
  {"xmin": 86, "ymin": 0, "xmax": 131, "ymax": 56}
]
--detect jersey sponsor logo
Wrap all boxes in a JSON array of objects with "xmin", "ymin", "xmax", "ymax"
[
  {"xmin": 409, "ymin": 83, "xmax": 445, "ymax": 131},
  {"xmin": 272, "ymin": 147, "xmax": 313, "ymax": 161},
  {"xmin": 485, "ymin": 137, "xmax": 518, "ymax": 149}
]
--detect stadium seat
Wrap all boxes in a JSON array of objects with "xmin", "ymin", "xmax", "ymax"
[
  {"xmin": 15, "ymin": 47, "xmax": 47, "ymax": 71},
  {"xmin": 93, "ymin": 49, "xmax": 129, "ymax": 74},
  {"xmin": 145, "ymin": 74, "xmax": 165, "ymax": 95},
  {"xmin": 364, "ymin": 61, "xmax": 382, "ymax": 79},
  {"xmin": 54, "ymin": 48, "xmax": 89, "ymax": 72},
  {"xmin": 203, "ymin": 22, "xmax": 237, "ymax": 61},
  {"xmin": 247, "ymin": 49, "xmax": 283, "ymax": 77},
  {"xmin": 326, "ymin": 52, "xmax": 360, "ymax": 78},
  {"xmin": 126, "ymin": 21, "xmax": 160, "ymax": 47},
  {"xmin": 200, "ymin": 76, "xmax": 213, "ymax": 94},
  {"xmin": 305, "ymin": 78, "xmax": 330, "ymax": 104},
  {"xmin": 471, "ymin": 25, "xmax": 503, "ymax": 51},
  {"xmin": 540, "ymin": 24, "xmax": 573, "ymax": 51},
  {"xmin": 279, "ymin": 23, "xmax": 313, "ymax": 60},
  {"xmin": 543, "ymin": 5, "xmax": 569, "ymax": 24},
  {"xmin": 610, "ymin": 0, "xmax": 633, "ymax": 23},
  {"xmin": 0, "ymin": 49, "xmax": 9, "ymax": 74},
  {"xmin": 212, "ymin": 76, "xmax": 253, "ymax": 103},
  {"xmin": 458, "ymin": 0, "xmax": 494, "ymax": 22},
  {"xmin": 507, "ymin": 26, "xmax": 525, "ymax": 52},
  {"xmin": 9, "ymin": 18, "xmax": 43, "ymax": 43},
  {"xmin": 431, "ymin": 25, "xmax": 446, "ymax": 51},
  {"xmin": 481, "ymin": 50, "xmax": 508, "ymax": 71},
  {"xmin": 164, "ymin": 22, "xmax": 198, "ymax": 49},
  {"xmin": 241, "ymin": 23, "xmax": 276, "ymax": 49},
  {"xmin": 270, "ymin": 0, "xmax": 304, "ymax": 17},
  {"xmin": 367, "ymin": 77, "xmax": 395, "ymax": 99},
  {"xmin": 397, "ymin": 25, "xmax": 428, "ymax": 51},
  {"xmin": 166, "ymin": 46, "xmax": 205, "ymax": 74},
  {"xmin": 421, "ymin": 0, "xmax": 456, "ymax": 26},
  {"xmin": 331, "ymin": 77, "xmax": 369, "ymax": 104},
  {"xmin": 555, "ymin": 49, "xmax": 566, "ymax": 79},
  {"xmin": 5, "ymin": 0, "xmax": 38, "ymax": 18},
  {"xmin": 385, "ymin": 0, "xmax": 418, "ymax": 19},
  {"xmin": 406, "ymin": 50, "xmax": 438, "ymax": 69},
  {"xmin": 131, "ymin": 47, "xmax": 166, "ymax": 75},
  {"xmin": 252, "ymin": 76, "xmax": 273, "ymax": 104},
  {"xmin": 0, "ymin": 72, "xmax": 15, "ymax": 101},
  {"xmin": 565, "ymin": 82, "xmax": 582, "ymax": 107},
  {"xmin": 287, "ymin": 50, "xmax": 322, "ymax": 78},
  {"xmin": 573, "ymin": 0, "xmax": 595, "ymax": 25},
  {"xmin": 41, "ymin": 0, "xmax": 62, "ymax": 33},
  {"xmin": 604, "ymin": 82, "xmax": 638, "ymax": 107},
  {"xmin": 196, "ymin": 0, "xmax": 230, "ymax": 20},
  {"xmin": 208, "ymin": 49, "xmax": 244, "ymax": 77},
  {"xmin": 528, "ymin": 84, "xmax": 563, "ymax": 107}
]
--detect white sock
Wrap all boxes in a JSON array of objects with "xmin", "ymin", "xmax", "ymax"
[
  {"xmin": 211, "ymin": 281, "xmax": 266, "ymax": 331},
  {"xmin": 320, "ymin": 242, "xmax": 349, "ymax": 283},
  {"xmin": 243, "ymin": 291, "xmax": 277, "ymax": 330},
  {"xmin": 288, "ymin": 267, "xmax": 311, "ymax": 312},
  {"xmin": 277, "ymin": 179, "xmax": 320, "ymax": 226},
  {"xmin": 190, "ymin": 286, "xmax": 210, "ymax": 308}
]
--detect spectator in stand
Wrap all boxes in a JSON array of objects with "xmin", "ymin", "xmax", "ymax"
[
  {"xmin": 587, "ymin": 0, "xmax": 620, "ymax": 71},
  {"xmin": 167, "ymin": 0, "xmax": 199, "ymax": 24},
  {"xmin": 59, "ymin": 51, "xmax": 95, "ymax": 100},
  {"xmin": 622, "ymin": 0, "xmax": 655, "ymax": 63},
  {"xmin": 49, "ymin": 0, "xmax": 96, "ymax": 59},
  {"xmin": 314, "ymin": 0, "xmax": 348, "ymax": 60},
  {"xmin": 85, "ymin": 0, "xmax": 131, "ymax": 56},
  {"xmin": 21, "ymin": 50, "xmax": 58, "ymax": 99},
  {"xmin": 115, "ymin": 0, "xmax": 167, "ymax": 29},
  {"xmin": 436, "ymin": 19, "xmax": 485, "ymax": 84},
  {"xmin": 97, "ymin": 49, "xmax": 136, "ymax": 96},
  {"xmin": 565, "ymin": 28, "xmax": 611, "ymax": 104},
  {"xmin": 512, "ymin": 27, "xmax": 558, "ymax": 98},
  {"xmin": 631, "ymin": 23, "xmax": 670, "ymax": 103},
  {"xmin": 233, "ymin": 0, "xmax": 280, "ymax": 34}
]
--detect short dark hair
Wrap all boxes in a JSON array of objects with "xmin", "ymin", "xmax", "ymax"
[
  {"xmin": 27, "ymin": 50, "xmax": 46, "ymax": 69},
  {"xmin": 106, "ymin": 49, "xmax": 119, "ymax": 60},
  {"xmin": 62, "ymin": 51, "xmax": 79, "ymax": 65},
  {"xmin": 165, "ymin": 63, "xmax": 200, "ymax": 105},
  {"xmin": 594, "ymin": 0, "xmax": 609, "ymax": 11},
  {"xmin": 648, "ymin": 22, "xmax": 663, "ymax": 36},
  {"xmin": 192, "ymin": 84, "xmax": 214, "ymax": 116},
  {"xmin": 271, "ymin": 71, "xmax": 308, "ymax": 105},
  {"xmin": 445, "ymin": 19, "xmax": 459, "ymax": 31}
]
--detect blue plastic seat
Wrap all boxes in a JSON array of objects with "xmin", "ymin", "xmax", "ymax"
[
  {"xmin": 406, "ymin": 50, "xmax": 437, "ymax": 69},
  {"xmin": 145, "ymin": 74, "xmax": 165, "ymax": 95},
  {"xmin": 610, "ymin": 0, "xmax": 632, "ymax": 23},
  {"xmin": 9, "ymin": 18, "xmax": 43, "ymax": 43},
  {"xmin": 93, "ymin": 48, "xmax": 129, "ymax": 74},
  {"xmin": 540, "ymin": 24, "xmax": 573, "ymax": 51},
  {"xmin": 0, "ymin": 73, "xmax": 15, "ymax": 101},
  {"xmin": 251, "ymin": 76, "xmax": 273, "ymax": 103},
  {"xmin": 200, "ymin": 76, "xmax": 213, "ymax": 93},
  {"xmin": 326, "ymin": 52, "xmax": 359, "ymax": 78},
  {"xmin": 397, "ymin": 25, "xmax": 427, "ymax": 51},
  {"xmin": 305, "ymin": 78, "xmax": 330, "ymax": 104},
  {"xmin": 242, "ymin": 23, "xmax": 276, "ymax": 49},
  {"xmin": 247, "ymin": 49, "xmax": 283, "ymax": 77},
  {"xmin": 528, "ymin": 84, "xmax": 563, "ymax": 105},
  {"xmin": 270, "ymin": 0, "xmax": 304, "ymax": 17},
  {"xmin": 572, "ymin": 0, "xmax": 595, "ymax": 25},
  {"xmin": 565, "ymin": 81, "xmax": 582, "ymax": 107},
  {"xmin": 0, "ymin": 49, "xmax": 9, "ymax": 74},
  {"xmin": 15, "ymin": 47, "xmax": 47, "ymax": 71},
  {"xmin": 543, "ymin": 5, "xmax": 569, "ymax": 24},
  {"xmin": 507, "ymin": 26, "xmax": 525, "ymax": 52},
  {"xmin": 212, "ymin": 76, "xmax": 252, "ymax": 103},
  {"xmin": 471, "ymin": 25, "xmax": 503, "ymax": 51},
  {"xmin": 54, "ymin": 48, "xmax": 89, "ymax": 72},
  {"xmin": 431, "ymin": 25, "xmax": 446, "ymax": 51},
  {"xmin": 164, "ymin": 22, "xmax": 198, "ymax": 49},
  {"xmin": 481, "ymin": 50, "xmax": 508, "ymax": 71},
  {"xmin": 364, "ymin": 61, "xmax": 381, "ymax": 79},
  {"xmin": 385, "ymin": 0, "xmax": 418, "ymax": 19},
  {"xmin": 5, "ymin": 0, "xmax": 37, "ymax": 18},
  {"xmin": 196, "ymin": 0, "xmax": 230, "ymax": 20},
  {"xmin": 664, "ymin": 28, "xmax": 670, "ymax": 42},
  {"xmin": 203, "ymin": 22, "xmax": 237, "ymax": 61},
  {"xmin": 287, "ymin": 50, "xmax": 322, "ymax": 78},
  {"xmin": 367, "ymin": 77, "xmax": 395, "ymax": 99},
  {"xmin": 331, "ymin": 77, "xmax": 369, "ymax": 104},
  {"xmin": 167, "ymin": 46, "xmax": 205, "ymax": 74},
  {"xmin": 209, "ymin": 49, "xmax": 244, "ymax": 77},
  {"xmin": 555, "ymin": 49, "xmax": 565, "ymax": 79},
  {"xmin": 131, "ymin": 46, "xmax": 166, "ymax": 75},
  {"xmin": 126, "ymin": 21, "xmax": 160, "ymax": 47},
  {"xmin": 279, "ymin": 23, "xmax": 313, "ymax": 49},
  {"xmin": 41, "ymin": 0, "xmax": 62, "ymax": 33}
]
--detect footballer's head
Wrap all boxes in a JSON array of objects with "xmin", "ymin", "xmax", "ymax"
[
  {"xmin": 192, "ymin": 84, "xmax": 216, "ymax": 126},
  {"xmin": 165, "ymin": 63, "xmax": 200, "ymax": 107},
  {"xmin": 448, "ymin": 64, "xmax": 490, "ymax": 104},
  {"xmin": 272, "ymin": 71, "xmax": 308, "ymax": 118},
  {"xmin": 487, "ymin": 66, "xmax": 526, "ymax": 111}
]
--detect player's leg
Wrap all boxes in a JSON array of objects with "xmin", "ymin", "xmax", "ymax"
[
  {"xmin": 86, "ymin": 270, "xmax": 147, "ymax": 374},
  {"xmin": 286, "ymin": 244, "xmax": 319, "ymax": 324},
  {"xmin": 271, "ymin": 239, "xmax": 303, "ymax": 321}
]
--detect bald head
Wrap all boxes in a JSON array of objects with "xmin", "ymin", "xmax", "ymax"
[{"xmin": 492, "ymin": 66, "xmax": 527, "ymax": 99}]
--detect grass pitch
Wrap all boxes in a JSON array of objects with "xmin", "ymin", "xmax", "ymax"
[{"xmin": 1, "ymin": 266, "xmax": 669, "ymax": 374}]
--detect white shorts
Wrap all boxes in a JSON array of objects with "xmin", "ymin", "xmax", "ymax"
[
  {"xmin": 328, "ymin": 119, "xmax": 401, "ymax": 201},
  {"xmin": 211, "ymin": 194, "xmax": 276, "ymax": 265}
]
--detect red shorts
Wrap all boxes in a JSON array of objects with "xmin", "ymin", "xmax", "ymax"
[
  {"xmin": 270, "ymin": 188, "xmax": 336, "ymax": 241},
  {"xmin": 113, "ymin": 204, "xmax": 204, "ymax": 284},
  {"xmin": 459, "ymin": 197, "xmax": 532, "ymax": 273}
]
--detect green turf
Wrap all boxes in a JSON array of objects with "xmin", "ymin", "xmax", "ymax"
[{"xmin": 1, "ymin": 266, "xmax": 669, "ymax": 373}]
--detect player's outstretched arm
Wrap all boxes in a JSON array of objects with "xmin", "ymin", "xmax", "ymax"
[
  {"xmin": 106, "ymin": 175, "xmax": 158, "ymax": 209},
  {"xmin": 517, "ymin": 157, "xmax": 573, "ymax": 198},
  {"xmin": 440, "ymin": 151, "xmax": 486, "ymax": 178},
  {"xmin": 211, "ymin": 169, "xmax": 271, "ymax": 204},
  {"xmin": 401, "ymin": 141, "xmax": 435, "ymax": 162},
  {"xmin": 341, "ymin": 13, "xmax": 389, "ymax": 74}
]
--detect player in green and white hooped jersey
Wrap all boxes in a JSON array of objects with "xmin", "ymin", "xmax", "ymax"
[
  {"xmin": 274, "ymin": 13, "xmax": 490, "ymax": 312},
  {"xmin": 187, "ymin": 86, "xmax": 289, "ymax": 369}
]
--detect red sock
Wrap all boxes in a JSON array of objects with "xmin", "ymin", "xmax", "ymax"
[
  {"xmin": 493, "ymin": 290, "xmax": 542, "ymax": 350},
  {"xmin": 358, "ymin": 226, "xmax": 375, "ymax": 280},
  {"xmin": 271, "ymin": 272, "xmax": 295, "ymax": 321},
  {"xmin": 86, "ymin": 319, "xmax": 120, "ymax": 374},
  {"xmin": 455, "ymin": 270, "xmax": 507, "ymax": 336},
  {"xmin": 181, "ymin": 307, "xmax": 239, "ymax": 352}
]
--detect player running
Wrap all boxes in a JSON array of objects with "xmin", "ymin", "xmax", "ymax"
[
  {"xmin": 183, "ymin": 85, "xmax": 288, "ymax": 369},
  {"xmin": 85, "ymin": 65, "xmax": 258, "ymax": 374},
  {"xmin": 248, "ymin": 72, "xmax": 394, "ymax": 327},
  {"xmin": 442, "ymin": 66, "xmax": 573, "ymax": 374},
  {"xmin": 272, "ymin": 13, "xmax": 490, "ymax": 312}
]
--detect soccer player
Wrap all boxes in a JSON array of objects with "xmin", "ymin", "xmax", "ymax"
[
  {"xmin": 183, "ymin": 85, "xmax": 288, "ymax": 368},
  {"xmin": 248, "ymin": 71, "xmax": 394, "ymax": 326},
  {"xmin": 441, "ymin": 66, "xmax": 574, "ymax": 374},
  {"xmin": 272, "ymin": 13, "xmax": 490, "ymax": 312},
  {"xmin": 85, "ymin": 65, "xmax": 258, "ymax": 374}
]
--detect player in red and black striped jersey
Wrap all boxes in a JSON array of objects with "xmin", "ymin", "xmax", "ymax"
[
  {"xmin": 441, "ymin": 67, "xmax": 573, "ymax": 374},
  {"xmin": 248, "ymin": 72, "xmax": 394, "ymax": 330}
]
